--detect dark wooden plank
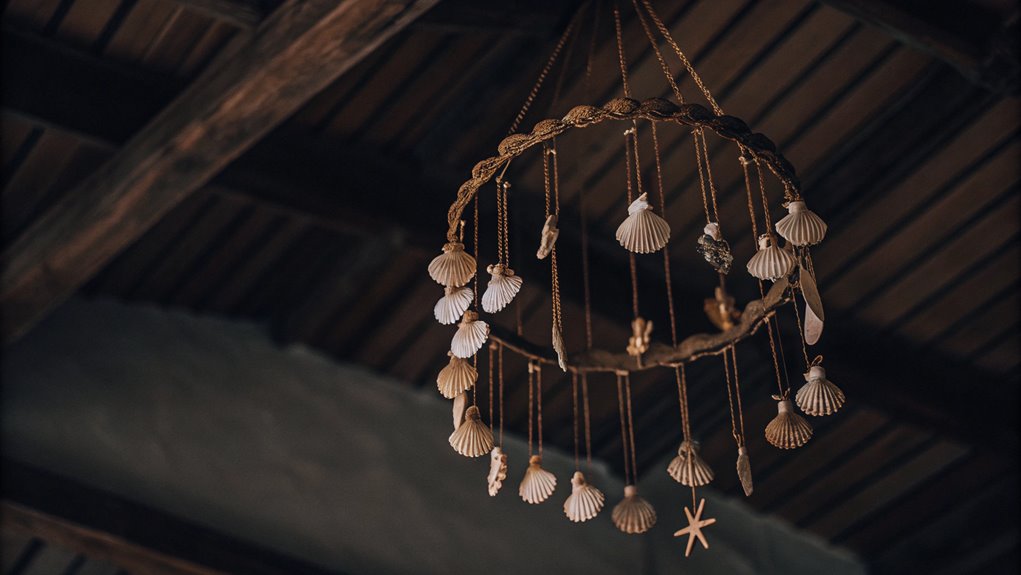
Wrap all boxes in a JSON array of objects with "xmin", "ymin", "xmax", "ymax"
[{"xmin": 169, "ymin": 0, "xmax": 265, "ymax": 29}]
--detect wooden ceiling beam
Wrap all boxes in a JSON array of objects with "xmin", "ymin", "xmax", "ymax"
[{"xmin": 170, "ymin": 0, "xmax": 266, "ymax": 29}]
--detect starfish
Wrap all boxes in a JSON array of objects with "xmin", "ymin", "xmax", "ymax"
[{"xmin": 673, "ymin": 498, "xmax": 717, "ymax": 557}]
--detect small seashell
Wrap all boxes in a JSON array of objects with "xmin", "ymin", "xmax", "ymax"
[
  {"xmin": 804, "ymin": 302, "xmax": 823, "ymax": 345},
  {"xmin": 799, "ymin": 263, "xmax": 825, "ymax": 321},
  {"xmin": 536, "ymin": 214, "xmax": 560, "ymax": 259},
  {"xmin": 428, "ymin": 242, "xmax": 477, "ymax": 287},
  {"xmin": 481, "ymin": 264, "xmax": 523, "ymax": 314},
  {"xmin": 765, "ymin": 398, "xmax": 813, "ymax": 449},
  {"xmin": 796, "ymin": 364, "xmax": 845, "ymax": 416},
  {"xmin": 626, "ymin": 317, "xmax": 653, "ymax": 358},
  {"xmin": 434, "ymin": 286, "xmax": 473, "ymax": 325},
  {"xmin": 615, "ymin": 193, "xmax": 671, "ymax": 254},
  {"xmin": 776, "ymin": 200, "xmax": 827, "ymax": 246},
  {"xmin": 452, "ymin": 391, "xmax": 466, "ymax": 430},
  {"xmin": 448, "ymin": 405, "xmax": 493, "ymax": 458},
  {"xmin": 437, "ymin": 352, "xmax": 477, "ymax": 399},
  {"xmin": 519, "ymin": 455, "xmax": 557, "ymax": 504},
  {"xmin": 667, "ymin": 440, "xmax": 714, "ymax": 487},
  {"xmin": 552, "ymin": 324, "xmax": 567, "ymax": 372},
  {"xmin": 611, "ymin": 485, "xmax": 656, "ymax": 534},
  {"xmin": 563, "ymin": 471, "xmax": 605, "ymax": 522},
  {"xmin": 747, "ymin": 235, "xmax": 796, "ymax": 281},
  {"xmin": 736, "ymin": 445, "xmax": 753, "ymax": 497},
  {"xmin": 696, "ymin": 222, "xmax": 733, "ymax": 274},
  {"xmin": 488, "ymin": 446, "xmax": 508, "ymax": 496},
  {"xmin": 451, "ymin": 310, "xmax": 489, "ymax": 358}
]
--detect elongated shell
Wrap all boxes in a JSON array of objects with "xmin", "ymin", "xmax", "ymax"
[
  {"xmin": 519, "ymin": 455, "xmax": 557, "ymax": 504},
  {"xmin": 452, "ymin": 391, "xmax": 466, "ymax": 430},
  {"xmin": 667, "ymin": 440, "xmax": 714, "ymax": 487},
  {"xmin": 451, "ymin": 310, "xmax": 489, "ymax": 358},
  {"xmin": 437, "ymin": 352, "xmax": 477, "ymax": 399},
  {"xmin": 428, "ymin": 242, "xmax": 476, "ymax": 287},
  {"xmin": 747, "ymin": 235, "xmax": 796, "ymax": 281},
  {"xmin": 615, "ymin": 193, "xmax": 671, "ymax": 254},
  {"xmin": 765, "ymin": 399, "xmax": 813, "ymax": 449},
  {"xmin": 448, "ymin": 405, "xmax": 493, "ymax": 458},
  {"xmin": 736, "ymin": 445, "xmax": 753, "ymax": 497},
  {"xmin": 552, "ymin": 324, "xmax": 567, "ymax": 372},
  {"xmin": 563, "ymin": 471, "xmax": 605, "ymax": 523},
  {"xmin": 796, "ymin": 365, "xmax": 845, "ymax": 416},
  {"xmin": 481, "ymin": 264, "xmax": 522, "ymax": 314},
  {"xmin": 776, "ymin": 200, "xmax": 827, "ymax": 246},
  {"xmin": 488, "ymin": 446, "xmax": 508, "ymax": 496},
  {"xmin": 611, "ymin": 485, "xmax": 656, "ymax": 534},
  {"xmin": 434, "ymin": 286, "xmax": 473, "ymax": 325},
  {"xmin": 536, "ymin": 214, "xmax": 560, "ymax": 260}
]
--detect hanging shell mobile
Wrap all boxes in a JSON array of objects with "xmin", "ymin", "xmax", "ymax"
[
  {"xmin": 765, "ymin": 396, "xmax": 813, "ymax": 449},
  {"xmin": 451, "ymin": 310, "xmax": 489, "ymax": 359},
  {"xmin": 796, "ymin": 361, "xmax": 845, "ymax": 416},
  {"xmin": 449, "ymin": 405, "xmax": 494, "ymax": 458},
  {"xmin": 434, "ymin": 286, "xmax": 473, "ymax": 325},
  {"xmin": 667, "ymin": 440, "xmax": 714, "ymax": 487},
  {"xmin": 481, "ymin": 264, "xmax": 523, "ymax": 314},
  {"xmin": 776, "ymin": 200, "xmax": 827, "ymax": 246},
  {"xmin": 616, "ymin": 192, "xmax": 671, "ymax": 254},
  {"xmin": 437, "ymin": 352, "xmax": 477, "ymax": 399},
  {"xmin": 747, "ymin": 235, "xmax": 796, "ymax": 281},
  {"xmin": 563, "ymin": 471, "xmax": 605, "ymax": 523},
  {"xmin": 612, "ymin": 485, "xmax": 657, "ymax": 534},
  {"xmin": 428, "ymin": 241, "xmax": 476, "ymax": 287},
  {"xmin": 519, "ymin": 455, "xmax": 557, "ymax": 504}
]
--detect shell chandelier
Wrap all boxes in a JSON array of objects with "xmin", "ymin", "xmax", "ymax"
[{"xmin": 427, "ymin": 0, "xmax": 841, "ymax": 557}]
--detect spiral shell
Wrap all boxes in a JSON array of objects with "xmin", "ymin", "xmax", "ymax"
[
  {"xmin": 519, "ymin": 455, "xmax": 557, "ymax": 504},
  {"xmin": 765, "ymin": 399, "xmax": 813, "ymax": 449},
  {"xmin": 776, "ymin": 200, "xmax": 827, "ymax": 246},
  {"xmin": 667, "ymin": 440, "xmax": 714, "ymax": 487},
  {"xmin": 488, "ymin": 446, "xmax": 508, "ymax": 496},
  {"xmin": 747, "ymin": 235, "xmax": 796, "ymax": 281},
  {"xmin": 434, "ymin": 286, "xmax": 473, "ymax": 325},
  {"xmin": 428, "ymin": 242, "xmax": 477, "ymax": 287},
  {"xmin": 796, "ymin": 365, "xmax": 845, "ymax": 416},
  {"xmin": 448, "ymin": 405, "xmax": 493, "ymax": 458},
  {"xmin": 615, "ymin": 193, "xmax": 671, "ymax": 254},
  {"xmin": 437, "ymin": 352, "xmax": 477, "ymax": 399},
  {"xmin": 563, "ymin": 471, "xmax": 605, "ymax": 523},
  {"xmin": 611, "ymin": 485, "xmax": 656, "ymax": 534},
  {"xmin": 451, "ymin": 310, "xmax": 489, "ymax": 358},
  {"xmin": 481, "ymin": 264, "xmax": 522, "ymax": 314},
  {"xmin": 736, "ymin": 445, "xmax": 753, "ymax": 497}
]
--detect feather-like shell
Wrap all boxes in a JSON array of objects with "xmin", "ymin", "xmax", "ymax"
[
  {"xmin": 488, "ymin": 446, "xmax": 508, "ymax": 496},
  {"xmin": 437, "ymin": 352, "xmax": 477, "ymax": 399},
  {"xmin": 519, "ymin": 455, "xmax": 557, "ymax": 504},
  {"xmin": 765, "ymin": 399, "xmax": 813, "ymax": 449},
  {"xmin": 448, "ymin": 405, "xmax": 493, "ymax": 458},
  {"xmin": 552, "ymin": 324, "xmax": 567, "ymax": 372},
  {"xmin": 799, "ymin": 263, "xmax": 825, "ymax": 321},
  {"xmin": 428, "ymin": 242, "xmax": 477, "ymax": 287},
  {"xmin": 563, "ymin": 471, "xmax": 605, "ymax": 523},
  {"xmin": 796, "ymin": 365, "xmax": 845, "ymax": 416},
  {"xmin": 667, "ymin": 440, "xmax": 714, "ymax": 487},
  {"xmin": 804, "ymin": 302, "xmax": 823, "ymax": 345},
  {"xmin": 747, "ymin": 235, "xmax": 796, "ymax": 281},
  {"xmin": 452, "ymin": 391, "xmax": 466, "ymax": 430},
  {"xmin": 615, "ymin": 193, "xmax": 671, "ymax": 254},
  {"xmin": 434, "ymin": 286, "xmax": 473, "ymax": 325},
  {"xmin": 736, "ymin": 445, "xmax": 753, "ymax": 497},
  {"xmin": 536, "ymin": 214, "xmax": 560, "ymax": 259},
  {"xmin": 776, "ymin": 200, "xmax": 827, "ymax": 246},
  {"xmin": 611, "ymin": 485, "xmax": 656, "ymax": 534},
  {"xmin": 451, "ymin": 310, "xmax": 489, "ymax": 358},
  {"xmin": 481, "ymin": 264, "xmax": 522, "ymax": 314}
]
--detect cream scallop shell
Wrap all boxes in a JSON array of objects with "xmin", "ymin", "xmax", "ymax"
[
  {"xmin": 437, "ymin": 352, "xmax": 477, "ymax": 399},
  {"xmin": 428, "ymin": 242, "xmax": 477, "ymax": 287},
  {"xmin": 615, "ymin": 193, "xmax": 671, "ymax": 254},
  {"xmin": 747, "ymin": 235, "xmax": 796, "ymax": 281},
  {"xmin": 736, "ymin": 445, "xmax": 753, "ymax": 497},
  {"xmin": 611, "ymin": 485, "xmax": 656, "ymax": 534},
  {"xmin": 451, "ymin": 310, "xmax": 489, "ymax": 358},
  {"xmin": 519, "ymin": 455, "xmax": 557, "ymax": 504},
  {"xmin": 795, "ymin": 365, "xmax": 845, "ymax": 416},
  {"xmin": 448, "ymin": 405, "xmax": 493, "ymax": 458},
  {"xmin": 765, "ymin": 399, "xmax": 813, "ymax": 449},
  {"xmin": 563, "ymin": 471, "xmax": 605, "ymax": 523},
  {"xmin": 481, "ymin": 264, "xmax": 522, "ymax": 313},
  {"xmin": 776, "ymin": 200, "xmax": 827, "ymax": 246},
  {"xmin": 667, "ymin": 440, "xmax": 714, "ymax": 487},
  {"xmin": 434, "ymin": 286, "xmax": 473, "ymax": 325}
]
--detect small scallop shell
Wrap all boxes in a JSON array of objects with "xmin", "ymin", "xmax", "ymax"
[
  {"xmin": 552, "ymin": 324, "xmax": 567, "ymax": 372},
  {"xmin": 796, "ymin": 365, "xmax": 845, "ymax": 416},
  {"xmin": 615, "ymin": 193, "xmax": 671, "ymax": 254},
  {"xmin": 481, "ymin": 264, "xmax": 522, "ymax": 314},
  {"xmin": 434, "ymin": 286, "xmax": 473, "ymax": 325},
  {"xmin": 563, "ymin": 471, "xmax": 605, "ymax": 523},
  {"xmin": 488, "ymin": 446, "xmax": 508, "ymax": 496},
  {"xmin": 736, "ymin": 445, "xmax": 753, "ymax": 497},
  {"xmin": 667, "ymin": 440, "xmax": 714, "ymax": 487},
  {"xmin": 776, "ymin": 200, "xmax": 827, "ymax": 246},
  {"xmin": 437, "ymin": 352, "xmax": 477, "ymax": 399},
  {"xmin": 451, "ymin": 310, "xmax": 489, "ymax": 358},
  {"xmin": 747, "ymin": 235, "xmax": 796, "ymax": 281},
  {"xmin": 519, "ymin": 455, "xmax": 557, "ymax": 504},
  {"xmin": 611, "ymin": 485, "xmax": 656, "ymax": 534},
  {"xmin": 765, "ymin": 399, "xmax": 813, "ymax": 449},
  {"xmin": 448, "ymin": 405, "xmax": 493, "ymax": 458},
  {"xmin": 428, "ymin": 242, "xmax": 477, "ymax": 287}
]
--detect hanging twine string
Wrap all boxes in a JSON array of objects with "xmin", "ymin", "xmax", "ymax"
[
  {"xmin": 537, "ymin": 363, "xmax": 545, "ymax": 457},
  {"xmin": 677, "ymin": 364, "xmax": 697, "ymax": 507},
  {"xmin": 615, "ymin": 371, "xmax": 632, "ymax": 485},
  {"xmin": 488, "ymin": 343, "xmax": 495, "ymax": 427},
  {"xmin": 651, "ymin": 122, "xmax": 678, "ymax": 347},
  {"xmin": 582, "ymin": 373, "xmax": 593, "ymax": 468},
  {"xmin": 572, "ymin": 371, "xmax": 581, "ymax": 470},
  {"xmin": 722, "ymin": 346, "xmax": 747, "ymax": 446},
  {"xmin": 579, "ymin": 0, "xmax": 598, "ymax": 351},
  {"xmin": 629, "ymin": 0, "xmax": 684, "ymax": 102},
  {"xmin": 498, "ymin": 343, "xmax": 505, "ymax": 445},
  {"xmin": 613, "ymin": 2, "xmax": 631, "ymax": 99},
  {"xmin": 544, "ymin": 143, "xmax": 565, "ymax": 354},
  {"xmin": 693, "ymin": 130, "xmax": 712, "ymax": 225},
  {"xmin": 739, "ymin": 151, "xmax": 759, "ymax": 240},
  {"xmin": 624, "ymin": 372, "xmax": 640, "ymax": 484},
  {"xmin": 789, "ymin": 287, "xmax": 812, "ymax": 367},
  {"xmin": 527, "ymin": 361, "xmax": 535, "ymax": 455},
  {"xmin": 622, "ymin": 128, "xmax": 641, "ymax": 319}
]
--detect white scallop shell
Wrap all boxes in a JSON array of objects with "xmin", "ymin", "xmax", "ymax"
[
  {"xmin": 667, "ymin": 440, "xmax": 714, "ymax": 487},
  {"xmin": 451, "ymin": 310, "xmax": 489, "ymax": 358},
  {"xmin": 428, "ymin": 242, "xmax": 477, "ymax": 287},
  {"xmin": 437, "ymin": 352, "xmax": 477, "ymax": 399},
  {"xmin": 776, "ymin": 200, "xmax": 827, "ymax": 246},
  {"xmin": 552, "ymin": 324, "xmax": 567, "ymax": 372},
  {"xmin": 563, "ymin": 471, "xmax": 605, "ymax": 523},
  {"xmin": 434, "ymin": 286, "xmax": 473, "ymax": 325},
  {"xmin": 765, "ymin": 399, "xmax": 813, "ymax": 449},
  {"xmin": 611, "ymin": 485, "xmax": 656, "ymax": 534},
  {"xmin": 615, "ymin": 193, "xmax": 671, "ymax": 254},
  {"xmin": 448, "ymin": 405, "xmax": 493, "ymax": 458},
  {"xmin": 488, "ymin": 446, "xmax": 508, "ymax": 496},
  {"xmin": 736, "ymin": 445, "xmax": 753, "ymax": 497},
  {"xmin": 796, "ymin": 365, "xmax": 845, "ymax": 416},
  {"xmin": 519, "ymin": 455, "xmax": 557, "ymax": 504},
  {"xmin": 481, "ymin": 264, "xmax": 522, "ymax": 314},
  {"xmin": 747, "ymin": 235, "xmax": 796, "ymax": 281}
]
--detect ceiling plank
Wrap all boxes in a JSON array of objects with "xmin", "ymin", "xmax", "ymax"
[{"xmin": 170, "ymin": 0, "xmax": 267, "ymax": 29}]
